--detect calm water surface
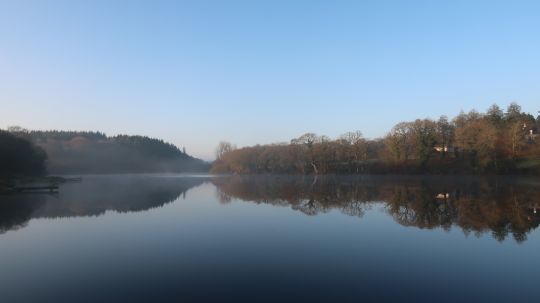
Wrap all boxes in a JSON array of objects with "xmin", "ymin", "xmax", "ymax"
[{"xmin": 0, "ymin": 175, "xmax": 539, "ymax": 303}]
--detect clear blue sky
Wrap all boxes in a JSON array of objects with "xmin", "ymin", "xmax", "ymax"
[{"xmin": 1, "ymin": 0, "xmax": 539, "ymax": 160}]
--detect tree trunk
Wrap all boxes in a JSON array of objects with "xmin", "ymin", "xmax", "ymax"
[{"xmin": 311, "ymin": 162, "xmax": 319, "ymax": 175}]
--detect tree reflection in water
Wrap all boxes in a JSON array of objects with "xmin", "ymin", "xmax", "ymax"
[
  {"xmin": 0, "ymin": 175, "xmax": 206, "ymax": 234},
  {"xmin": 212, "ymin": 175, "xmax": 540, "ymax": 243},
  {"xmin": 2, "ymin": 175, "xmax": 538, "ymax": 243}
]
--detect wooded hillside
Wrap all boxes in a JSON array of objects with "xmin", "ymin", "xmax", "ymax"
[
  {"xmin": 212, "ymin": 103, "xmax": 540, "ymax": 175},
  {"xmin": 6, "ymin": 128, "xmax": 208, "ymax": 174}
]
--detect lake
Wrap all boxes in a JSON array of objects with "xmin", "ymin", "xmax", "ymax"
[{"xmin": 0, "ymin": 174, "xmax": 539, "ymax": 303}]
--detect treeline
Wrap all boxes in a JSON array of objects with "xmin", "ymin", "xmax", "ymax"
[
  {"xmin": 212, "ymin": 102, "xmax": 540, "ymax": 175},
  {"xmin": 0, "ymin": 130, "xmax": 47, "ymax": 178},
  {"xmin": 5, "ymin": 127, "xmax": 208, "ymax": 174}
]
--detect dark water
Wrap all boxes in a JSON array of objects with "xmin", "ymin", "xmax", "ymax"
[{"xmin": 0, "ymin": 174, "xmax": 539, "ymax": 303}]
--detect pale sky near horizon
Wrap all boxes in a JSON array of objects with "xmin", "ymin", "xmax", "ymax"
[{"xmin": 1, "ymin": 0, "xmax": 539, "ymax": 160}]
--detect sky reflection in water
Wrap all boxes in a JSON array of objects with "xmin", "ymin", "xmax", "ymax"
[{"xmin": 0, "ymin": 175, "xmax": 538, "ymax": 303}]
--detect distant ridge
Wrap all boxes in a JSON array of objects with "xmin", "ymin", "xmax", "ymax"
[{"xmin": 7, "ymin": 128, "xmax": 209, "ymax": 174}]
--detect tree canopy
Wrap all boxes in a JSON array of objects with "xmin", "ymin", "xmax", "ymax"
[
  {"xmin": 5, "ymin": 129, "xmax": 208, "ymax": 174},
  {"xmin": 212, "ymin": 103, "xmax": 540, "ymax": 175},
  {"xmin": 0, "ymin": 130, "xmax": 47, "ymax": 177}
]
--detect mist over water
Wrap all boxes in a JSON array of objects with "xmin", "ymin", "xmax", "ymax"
[
  {"xmin": 2, "ymin": 2, "xmax": 540, "ymax": 302},
  {"xmin": 0, "ymin": 174, "xmax": 538, "ymax": 302}
]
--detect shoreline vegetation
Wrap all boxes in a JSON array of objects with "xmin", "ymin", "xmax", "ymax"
[
  {"xmin": 1, "ymin": 103, "xmax": 539, "ymax": 184},
  {"xmin": 0, "ymin": 128, "xmax": 209, "ymax": 189},
  {"xmin": 212, "ymin": 102, "xmax": 540, "ymax": 175}
]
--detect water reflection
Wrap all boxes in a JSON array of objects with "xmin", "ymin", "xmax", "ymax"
[
  {"xmin": 2, "ymin": 175, "xmax": 539, "ymax": 243},
  {"xmin": 0, "ymin": 175, "xmax": 206, "ymax": 234},
  {"xmin": 1, "ymin": 175, "xmax": 539, "ymax": 302},
  {"xmin": 213, "ymin": 175, "xmax": 540, "ymax": 242}
]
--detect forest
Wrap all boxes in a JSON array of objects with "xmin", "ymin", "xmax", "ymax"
[
  {"xmin": 212, "ymin": 103, "xmax": 540, "ymax": 175},
  {"xmin": 0, "ymin": 130, "xmax": 47, "ymax": 178},
  {"xmin": 2, "ymin": 128, "xmax": 208, "ymax": 174}
]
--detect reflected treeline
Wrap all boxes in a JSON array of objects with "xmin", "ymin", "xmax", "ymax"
[
  {"xmin": 212, "ymin": 175, "xmax": 540, "ymax": 242},
  {"xmin": 0, "ymin": 176, "xmax": 206, "ymax": 234}
]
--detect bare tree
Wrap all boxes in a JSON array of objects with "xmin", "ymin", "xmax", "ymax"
[
  {"xmin": 436, "ymin": 116, "xmax": 454, "ymax": 158},
  {"xmin": 455, "ymin": 119, "xmax": 497, "ymax": 168},
  {"xmin": 507, "ymin": 121, "xmax": 526, "ymax": 158},
  {"xmin": 340, "ymin": 131, "xmax": 367, "ymax": 172},
  {"xmin": 386, "ymin": 122, "xmax": 413, "ymax": 161},
  {"xmin": 215, "ymin": 141, "xmax": 235, "ymax": 160},
  {"xmin": 291, "ymin": 133, "xmax": 320, "ymax": 174},
  {"xmin": 339, "ymin": 131, "xmax": 363, "ymax": 145}
]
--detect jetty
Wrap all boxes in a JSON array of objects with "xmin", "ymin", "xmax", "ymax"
[
  {"xmin": 12, "ymin": 185, "xmax": 59, "ymax": 193},
  {"xmin": 1, "ymin": 176, "xmax": 82, "ymax": 194}
]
